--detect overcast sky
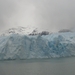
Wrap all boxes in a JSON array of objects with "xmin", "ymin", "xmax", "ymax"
[{"xmin": 0, "ymin": 0, "xmax": 75, "ymax": 32}]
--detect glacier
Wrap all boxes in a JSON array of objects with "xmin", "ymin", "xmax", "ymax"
[{"xmin": 0, "ymin": 32, "xmax": 75, "ymax": 60}]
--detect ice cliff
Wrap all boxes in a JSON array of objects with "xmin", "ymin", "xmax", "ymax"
[{"xmin": 0, "ymin": 32, "xmax": 75, "ymax": 60}]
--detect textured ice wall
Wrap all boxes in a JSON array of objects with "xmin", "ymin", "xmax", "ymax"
[{"xmin": 0, "ymin": 32, "xmax": 75, "ymax": 60}]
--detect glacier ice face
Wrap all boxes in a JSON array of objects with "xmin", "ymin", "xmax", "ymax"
[{"xmin": 0, "ymin": 32, "xmax": 75, "ymax": 60}]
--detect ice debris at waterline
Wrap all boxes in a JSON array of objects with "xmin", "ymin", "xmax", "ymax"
[{"xmin": 0, "ymin": 32, "xmax": 75, "ymax": 60}]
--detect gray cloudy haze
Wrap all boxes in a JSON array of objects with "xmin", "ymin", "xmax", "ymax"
[{"xmin": 0, "ymin": 0, "xmax": 75, "ymax": 32}]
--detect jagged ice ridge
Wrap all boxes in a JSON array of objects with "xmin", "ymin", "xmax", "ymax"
[{"xmin": 0, "ymin": 32, "xmax": 75, "ymax": 60}]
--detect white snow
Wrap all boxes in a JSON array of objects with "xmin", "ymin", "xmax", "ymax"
[{"xmin": 1, "ymin": 26, "xmax": 38, "ymax": 36}]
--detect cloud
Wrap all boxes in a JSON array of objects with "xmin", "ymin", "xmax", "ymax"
[
  {"xmin": 0, "ymin": 0, "xmax": 37, "ymax": 32},
  {"xmin": 0, "ymin": 0, "xmax": 75, "ymax": 32},
  {"xmin": 33, "ymin": 0, "xmax": 75, "ymax": 32},
  {"xmin": 0, "ymin": 0, "xmax": 18, "ymax": 30}
]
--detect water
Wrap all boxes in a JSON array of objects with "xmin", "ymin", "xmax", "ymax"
[{"xmin": 0, "ymin": 57, "xmax": 75, "ymax": 75}]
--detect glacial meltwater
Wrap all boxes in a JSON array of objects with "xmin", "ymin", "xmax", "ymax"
[{"xmin": 0, "ymin": 57, "xmax": 75, "ymax": 75}]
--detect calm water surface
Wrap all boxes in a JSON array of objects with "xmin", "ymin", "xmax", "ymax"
[{"xmin": 0, "ymin": 57, "xmax": 75, "ymax": 75}]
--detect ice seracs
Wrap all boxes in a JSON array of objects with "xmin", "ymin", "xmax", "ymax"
[{"xmin": 0, "ymin": 31, "xmax": 75, "ymax": 60}]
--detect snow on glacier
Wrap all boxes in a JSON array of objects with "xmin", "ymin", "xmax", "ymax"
[{"xmin": 0, "ymin": 32, "xmax": 75, "ymax": 60}]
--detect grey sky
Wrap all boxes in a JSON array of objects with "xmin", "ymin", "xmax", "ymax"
[{"xmin": 0, "ymin": 0, "xmax": 75, "ymax": 32}]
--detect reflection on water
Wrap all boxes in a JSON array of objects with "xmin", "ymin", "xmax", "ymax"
[{"xmin": 0, "ymin": 57, "xmax": 75, "ymax": 75}]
